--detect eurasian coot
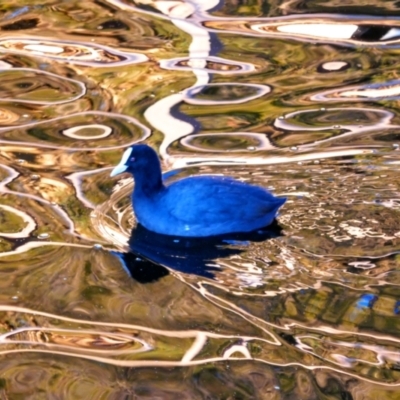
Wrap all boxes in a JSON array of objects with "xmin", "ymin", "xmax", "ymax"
[{"xmin": 110, "ymin": 144, "xmax": 286, "ymax": 237}]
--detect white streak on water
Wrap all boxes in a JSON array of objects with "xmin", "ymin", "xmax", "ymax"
[
  {"xmin": 144, "ymin": 5, "xmax": 214, "ymax": 159},
  {"xmin": 67, "ymin": 167, "xmax": 111, "ymax": 209},
  {"xmin": 0, "ymin": 204, "xmax": 36, "ymax": 238},
  {"xmin": 169, "ymin": 149, "xmax": 374, "ymax": 169},
  {"xmin": 181, "ymin": 332, "xmax": 207, "ymax": 362},
  {"xmin": 275, "ymin": 23, "xmax": 358, "ymax": 39},
  {"xmin": 380, "ymin": 28, "xmax": 400, "ymax": 41},
  {"xmin": 0, "ymin": 241, "xmax": 96, "ymax": 258},
  {"xmin": 144, "ymin": 93, "xmax": 195, "ymax": 157},
  {"xmin": 153, "ymin": 1, "xmax": 195, "ymax": 18},
  {"xmin": 223, "ymin": 343, "xmax": 252, "ymax": 359},
  {"xmin": 24, "ymin": 44, "xmax": 64, "ymax": 54}
]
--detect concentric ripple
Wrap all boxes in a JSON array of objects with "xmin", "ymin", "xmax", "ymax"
[
  {"xmin": 312, "ymin": 79, "xmax": 400, "ymax": 101},
  {"xmin": 204, "ymin": 17, "xmax": 400, "ymax": 46},
  {"xmin": 180, "ymin": 132, "xmax": 274, "ymax": 152},
  {"xmin": 0, "ymin": 38, "xmax": 148, "ymax": 66},
  {"xmin": 0, "ymin": 111, "xmax": 151, "ymax": 150},
  {"xmin": 0, "ymin": 205, "xmax": 36, "ymax": 238},
  {"xmin": 273, "ymin": 107, "xmax": 399, "ymax": 149},
  {"xmin": 184, "ymin": 83, "xmax": 271, "ymax": 105},
  {"xmin": 0, "ymin": 68, "xmax": 85, "ymax": 104},
  {"xmin": 160, "ymin": 56, "xmax": 255, "ymax": 74}
]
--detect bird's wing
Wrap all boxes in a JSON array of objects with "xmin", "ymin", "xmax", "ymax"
[{"xmin": 162, "ymin": 176, "xmax": 281, "ymax": 224}]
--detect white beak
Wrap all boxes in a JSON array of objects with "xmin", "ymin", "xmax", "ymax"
[{"xmin": 110, "ymin": 147, "xmax": 133, "ymax": 177}]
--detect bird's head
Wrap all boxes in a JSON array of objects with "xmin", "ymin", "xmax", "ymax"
[{"xmin": 110, "ymin": 144, "xmax": 160, "ymax": 177}]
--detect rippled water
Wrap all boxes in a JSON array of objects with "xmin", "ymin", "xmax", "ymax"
[{"xmin": 0, "ymin": 0, "xmax": 400, "ymax": 398}]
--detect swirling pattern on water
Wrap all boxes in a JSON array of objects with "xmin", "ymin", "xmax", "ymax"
[{"xmin": 0, "ymin": 0, "xmax": 399, "ymax": 398}]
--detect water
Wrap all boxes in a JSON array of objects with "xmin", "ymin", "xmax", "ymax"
[{"xmin": 0, "ymin": 0, "xmax": 399, "ymax": 398}]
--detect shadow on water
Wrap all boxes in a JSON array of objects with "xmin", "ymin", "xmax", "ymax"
[{"xmin": 113, "ymin": 221, "xmax": 283, "ymax": 282}]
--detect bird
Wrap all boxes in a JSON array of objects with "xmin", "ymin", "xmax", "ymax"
[{"xmin": 110, "ymin": 144, "xmax": 286, "ymax": 237}]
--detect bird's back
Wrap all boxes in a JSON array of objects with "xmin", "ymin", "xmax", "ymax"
[{"xmin": 145, "ymin": 175, "xmax": 286, "ymax": 236}]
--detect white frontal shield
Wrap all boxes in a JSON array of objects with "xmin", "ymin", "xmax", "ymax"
[{"xmin": 110, "ymin": 147, "xmax": 133, "ymax": 177}]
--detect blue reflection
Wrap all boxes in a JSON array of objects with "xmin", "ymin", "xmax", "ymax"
[
  {"xmin": 5, "ymin": 6, "xmax": 30, "ymax": 20},
  {"xmin": 394, "ymin": 301, "xmax": 400, "ymax": 315},
  {"xmin": 113, "ymin": 221, "xmax": 283, "ymax": 283},
  {"xmin": 356, "ymin": 293, "xmax": 377, "ymax": 309}
]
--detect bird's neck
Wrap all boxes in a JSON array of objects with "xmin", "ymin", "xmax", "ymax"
[{"xmin": 133, "ymin": 170, "xmax": 164, "ymax": 198}]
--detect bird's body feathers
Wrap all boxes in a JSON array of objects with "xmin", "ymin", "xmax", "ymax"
[{"xmin": 111, "ymin": 145, "xmax": 286, "ymax": 237}]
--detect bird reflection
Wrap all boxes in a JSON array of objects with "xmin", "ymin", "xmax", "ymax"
[{"xmin": 113, "ymin": 221, "xmax": 283, "ymax": 283}]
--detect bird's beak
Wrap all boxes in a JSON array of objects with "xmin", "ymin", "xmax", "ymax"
[
  {"xmin": 110, "ymin": 147, "xmax": 133, "ymax": 177},
  {"xmin": 110, "ymin": 163, "xmax": 127, "ymax": 177}
]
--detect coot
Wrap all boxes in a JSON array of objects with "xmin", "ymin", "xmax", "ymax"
[{"xmin": 110, "ymin": 144, "xmax": 286, "ymax": 237}]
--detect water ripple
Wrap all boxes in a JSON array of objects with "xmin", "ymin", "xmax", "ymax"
[
  {"xmin": 0, "ymin": 68, "xmax": 85, "ymax": 105},
  {"xmin": 0, "ymin": 111, "xmax": 151, "ymax": 150},
  {"xmin": 0, "ymin": 37, "xmax": 148, "ymax": 66},
  {"xmin": 0, "ymin": 0, "xmax": 399, "ymax": 394}
]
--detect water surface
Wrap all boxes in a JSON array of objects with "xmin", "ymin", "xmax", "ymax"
[{"xmin": 0, "ymin": 0, "xmax": 399, "ymax": 398}]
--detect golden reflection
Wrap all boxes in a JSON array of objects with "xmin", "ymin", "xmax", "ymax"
[{"xmin": 0, "ymin": 0, "xmax": 398, "ymax": 396}]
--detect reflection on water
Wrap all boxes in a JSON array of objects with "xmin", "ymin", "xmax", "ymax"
[
  {"xmin": 0, "ymin": 0, "xmax": 399, "ymax": 398},
  {"xmin": 124, "ymin": 222, "xmax": 283, "ymax": 279}
]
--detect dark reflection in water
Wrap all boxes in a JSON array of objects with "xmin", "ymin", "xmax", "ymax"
[{"xmin": 118, "ymin": 222, "xmax": 284, "ymax": 281}]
